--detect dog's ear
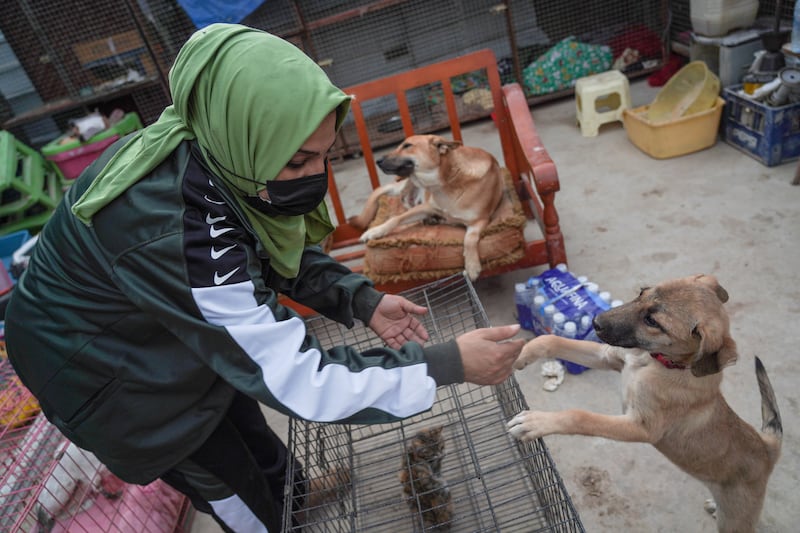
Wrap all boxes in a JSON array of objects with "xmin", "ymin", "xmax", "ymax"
[
  {"xmin": 690, "ymin": 323, "xmax": 738, "ymax": 377},
  {"xmin": 434, "ymin": 139, "xmax": 462, "ymax": 155},
  {"xmin": 693, "ymin": 274, "xmax": 729, "ymax": 303}
]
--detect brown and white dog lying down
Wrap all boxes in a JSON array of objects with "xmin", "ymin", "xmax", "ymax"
[
  {"xmin": 508, "ymin": 275, "xmax": 782, "ymax": 533},
  {"xmin": 348, "ymin": 135, "xmax": 505, "ymax": 281}
]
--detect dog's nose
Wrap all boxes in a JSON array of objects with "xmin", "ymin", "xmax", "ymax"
[{"xmin": 592, "ymin": 316, "xmax": 604, "ymax": 333}]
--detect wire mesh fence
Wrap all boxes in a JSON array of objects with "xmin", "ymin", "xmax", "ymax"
[
  {"xmin": 285, "ymin": 273, "xmax": 584, "ymax": 532},
  {"xmin": 1, "ymin": 0, "xmax": 668, "ymax": 151}
]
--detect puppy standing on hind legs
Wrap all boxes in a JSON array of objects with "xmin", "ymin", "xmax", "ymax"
[{"xmin": 507, "ymin": 274, "xmax": 782, "ymax": 533}]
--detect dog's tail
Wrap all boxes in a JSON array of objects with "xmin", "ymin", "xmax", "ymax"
[{"xmin": 755, "ymin": 356, "xmax": 782, "ymax": 440}]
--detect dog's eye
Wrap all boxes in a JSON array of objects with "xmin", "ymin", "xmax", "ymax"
[
  {"xmin": 643, "ymin": 315, "xmax": 659, "ymax": 328},
  {"xmin": 402, "ymin": 143, "xmax": 412, "ymax": 149}
]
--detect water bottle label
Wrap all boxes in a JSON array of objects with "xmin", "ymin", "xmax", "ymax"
[{"xmin": 528, "ymin": 268, "xmax": 611, "ymax": 339}]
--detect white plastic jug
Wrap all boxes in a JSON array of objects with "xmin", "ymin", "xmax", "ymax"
[{"xmin": 690, "ymin": 0, "xmax": 759, "ymax": 37}]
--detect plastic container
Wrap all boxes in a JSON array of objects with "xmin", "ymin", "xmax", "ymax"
[
  {"xmin": 515, "ymin": 282, "xmax": 535, "ymax": 331},
  {"xmin": 542, "ymin": 304, "xmax": 557, "ymax": 332},
  {"xmin": 793, "ymin": 0, "xmax": 800, "ymax": 54},
  {"xmin": 43, "ymin": 135, "xmax": 119, "ymax": 180},
  {"xmin": 623, "ymin": 96, "xmax": 725, "ymax": 159},
  {"xmin": 721, "ymin": 85, "xmax": 800, "ymax": 166},
  {"xmin": 0, "ymin": 230, "xmax": 30, "ymax": 283},
  {"xmin": 559, "ymin": 321, "xmax": 590, "ymax": 374},
  {"xmin": 41, "ymin": 112, "xmax": 143, "ymax": 157},
  {"xmin": 552, "ymin": 312, "xmax": 566, "ymax": 335},
  {"xmin": 690, "ymin": 0, "xmax": 758, "ymax": 37},
  {"xmin": 0, "ymin": 263, "xmax": 11, "ymax": 296},
  {"xmin": 41, "ymin": 112, "xmax": 143, "ymax": 180},
  {"xmin": 646, "ymin": 61, "xmax": 720, "ymax": 124}
]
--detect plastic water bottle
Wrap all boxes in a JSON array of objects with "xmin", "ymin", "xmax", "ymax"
[
  {"xmin": 599, "ymin": 291, "xmax": 612, "ymax": 306},
  {"xmin": 527, "ymin": 276, "xmax": 542, "ymax": 292},
  {"xmin": 552, "ymin": 312, "xmax": 566, "ymax": 336},
  {"xmin": 576, "ymin": 314, "xmax": 594, "ymax": 340},
  {"xmin": 559, "ymin": 321, "xmax": 590, "ymax": 374},
  {"xmin": 515, "ymin": 283, "xmax": 535, "ymax": 331},
  {"xmin": 531, "ymin": 294, "xmax": 546, "ymax": 334},
  {"xmin": 542, "ymin": 304, "xmax": 557, "ymax": 332},
  {"xmin": 555, "ymin": 263, "xmax": 568, "ymax": 273}
]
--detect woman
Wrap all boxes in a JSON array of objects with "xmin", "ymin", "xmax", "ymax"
[{"xmin": 5, "ymin": 24, "xmax": 523, "ymax": 532}]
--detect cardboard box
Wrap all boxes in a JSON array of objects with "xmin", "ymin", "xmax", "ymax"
[{"xmin": 73, "ymin": 30, "xmax": 156, "ymax": 79}]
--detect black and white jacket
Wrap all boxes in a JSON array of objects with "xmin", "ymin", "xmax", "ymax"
[{"xmin": 5, "ymin": 138, "xmax": 463, "ymax": 484}]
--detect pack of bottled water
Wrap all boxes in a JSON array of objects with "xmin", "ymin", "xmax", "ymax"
[{"xmin": 514, "ymin": 264, "xmax": 623, "ymax": 374}]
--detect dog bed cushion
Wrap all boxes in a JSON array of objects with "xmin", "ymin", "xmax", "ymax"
[{"xmin": 363, "ymin": 168, "xmax": 526, "ymax": 284}]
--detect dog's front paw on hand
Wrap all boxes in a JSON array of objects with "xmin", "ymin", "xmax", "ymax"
[
  {"xmin": 514, "ymin": 336, "xmax": 554, "ymax": 370},
  {"xmin": 507, "ymin": 410, "xmax": 556, "ymax": 441}
]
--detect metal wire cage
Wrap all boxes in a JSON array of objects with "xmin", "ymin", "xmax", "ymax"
[
  {"xmin": 284, "ymin": 274, "xmax": 583, "ymax": 532},
  {"xmin": 0, "ymin": 343, "xmax": 192, "ymax": 532}
]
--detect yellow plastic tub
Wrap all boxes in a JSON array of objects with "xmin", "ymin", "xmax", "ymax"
[
  {"xmin": 623, "ymin": 97, "xmax": 725, "ymax": 159},
  {"xmin": 646, "ymin": 61, "xmax": 720, "ymax": 123}
]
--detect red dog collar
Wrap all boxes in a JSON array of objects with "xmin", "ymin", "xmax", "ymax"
[{"xmin": 651, "ymin": 352, "xmax": 686, "ymax": 370}]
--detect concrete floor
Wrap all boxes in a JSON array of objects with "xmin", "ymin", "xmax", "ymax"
[{"xmin": 191, "ymin": 80, "xmax": 799, "ymax": 532}]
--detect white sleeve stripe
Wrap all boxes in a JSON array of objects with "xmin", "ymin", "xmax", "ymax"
[{"xmin": 191, "ymin": 282, "xmax": 436, "ymax": 422}]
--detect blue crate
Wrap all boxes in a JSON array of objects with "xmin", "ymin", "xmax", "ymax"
[
  {"xmin": 721, "ymin": 86, "xmax": 800, "ymax": 166},
  {"xmin": 0, "ymin": 230, "xmax": 30, "ymax": 283}
]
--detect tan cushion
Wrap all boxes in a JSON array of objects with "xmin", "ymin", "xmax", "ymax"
[{"xmin": 363, "ymin": 169, "xmax": 526, "ymax": 283}]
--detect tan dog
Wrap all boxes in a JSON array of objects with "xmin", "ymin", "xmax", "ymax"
[
  {"xmin": 349, "ymin": 134, "xmax": 504, "ymax": 281},
  {"xmin": 507, "ymin": 275, "xmax": 782, "ymax": 533}
]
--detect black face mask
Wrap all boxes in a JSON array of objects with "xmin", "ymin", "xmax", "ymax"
[
  {"xmin": 201, "ymin": 148, "xmax": 329, "ymax": 217},
  {"xmin": 242, "ymin": 169, "xmax": 329, "ymax": 217}
]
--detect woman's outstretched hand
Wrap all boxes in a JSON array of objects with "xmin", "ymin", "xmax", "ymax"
[{"xmin": 369, "ymin": 294, "xmax": 429, "ymax": 349}]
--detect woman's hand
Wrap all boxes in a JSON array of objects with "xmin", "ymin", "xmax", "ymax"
[
  {"xmin": 456, "ymin": 324, "xmax": 524, "ymax": 385},
  {"xmin": 368, "ymin": 294, "xmax": 429, "ymax": 349}
]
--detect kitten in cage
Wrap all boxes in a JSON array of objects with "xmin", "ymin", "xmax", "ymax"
[{"xmin": 399, "ymin": 425, "xmax": 454, "ymax": 531}]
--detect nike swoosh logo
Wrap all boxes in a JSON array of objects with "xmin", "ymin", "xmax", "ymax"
[
  {"xmin": 206, "ymin": 213, "xmax": 226, "ymax": 224},
  {"xmin": 210, "ymin": 244, "xmax": 236, "ymax": 259},
  {"xmin": 204, "ymin": 195, "xmax": 225, "ymax": 205},
  {"xmin": 209, "ymin": 225, "xmax": 234, "ymax": 238},
  {"xmin": 213, "ymin": 267, "xmax": 240, "ymax": 285}
]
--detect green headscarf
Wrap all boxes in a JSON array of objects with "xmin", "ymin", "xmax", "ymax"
[{"xmin": 71, "ymin": 23, "xmax": 351, "ymax": 278}]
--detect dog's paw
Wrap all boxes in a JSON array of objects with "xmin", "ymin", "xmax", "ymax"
[
  {"xmin": 359, "ymin": 225, "xmax": 387, "ymax": 242},
  {"xmin": 506, "ymin": 410, "xmax": 557, "ymax": 441},
  {"xmin": 463, "ymin": 258, "xmax": 482, "ymax": 282},
  {"xmin": 514, "ymin": 336, "xmax": 555, "ymax": 370}
]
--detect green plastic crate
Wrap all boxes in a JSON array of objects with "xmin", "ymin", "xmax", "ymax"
[{"xmin": 40, "ymin": 112, "xmax": 143, "ymax": 157}]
